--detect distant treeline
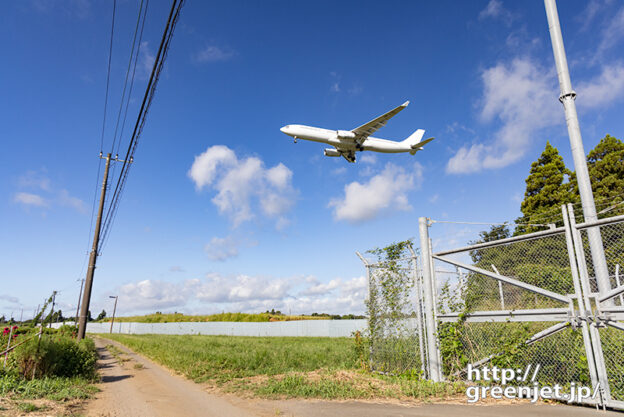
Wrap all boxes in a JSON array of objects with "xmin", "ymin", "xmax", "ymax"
[{"xmin": 96, "ymin": 310, "xmax": 365, "ymax": 323}]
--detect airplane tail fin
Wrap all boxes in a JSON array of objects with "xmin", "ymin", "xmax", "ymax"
[
  {"xmin": 402, "ymin": 129, "xmax": 425, "ymax": 148},
  {"xmin": 404, "ymin": 131, "xmax": 435, "ymax": 155}
]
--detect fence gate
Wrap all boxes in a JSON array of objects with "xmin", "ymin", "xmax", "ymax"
[{"xmin": 415, "ymin": 204, "xmax": 624, "ymax": 410}]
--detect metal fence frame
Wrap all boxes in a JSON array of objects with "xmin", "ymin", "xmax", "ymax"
[{"xmin": 363, "ymin": 204, "xmax": 624, "ymax": 410}]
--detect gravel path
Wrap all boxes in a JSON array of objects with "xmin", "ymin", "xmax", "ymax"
[{"xmin": 86, "ymin": 338, "xmax": 254, "ymax": 417}]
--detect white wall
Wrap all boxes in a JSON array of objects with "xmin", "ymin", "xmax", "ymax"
[{"xmin": 53, "ymin": 320, "xmax": 367, "ymax": 337}]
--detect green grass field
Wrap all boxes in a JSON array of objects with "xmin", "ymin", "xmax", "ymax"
[{"xmin": 103, "ymin": 334, "xmax": 465, "ymax": 400}]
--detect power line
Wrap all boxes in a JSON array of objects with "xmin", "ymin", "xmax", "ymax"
[
  {"xmin": 99, "ymin": 0, "xmax": 185, "ymax": 249},
  {"xmin": 110, "ymin": 0, "xmax": 148, "ymax": 155},
  {"xmin": 99, "ymin": 0, "xmax": 117, "ymax": 153}
]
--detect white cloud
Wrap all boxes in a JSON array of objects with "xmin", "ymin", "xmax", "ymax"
[
  {"xmin": 195, "ymin": 45, "xmax": 236, "ymax": 63},
  {"xmin": 0, "ymin": 294, "xmax": 20, "ymax": 304},
  {"xmin": 597, "ymin": 6, "xmax": 624, "ymax": 56},
  {"xmin": 13, "ymin": 170, "xmax": 86, "ymax": 213},
  {"xmin": 204, "ymin": 236, "xmax": 239, "ymax": 261},
  {"xmin": 139, "ymin": 41, "xmax": 155, "ymax": 79},
  {"xmin": 188, "ymin": 145, "xmax": 297, "ymax": 228},
  {"xmin": 17, "ymin": 170, "xmax": 51, "ymax": 191},
  {"xmin": 479, "ymin": 0, "xmax": 515, "ymax": 24},
  {"xmin": 330, "ymin": 82, "xmax": 340, "ymax": 93},
  {"xmin": 359, "ymin": 154, "xmax": 377, "ymax": 164},
  {"xmin": 13, "ymin": 192, "xmax": 49, "ymax": 207},
  {"xmin": 194, "ymin": 273, "xmax": 291, "ymax": 303},
  {"xmin": 299, "ymin": 277, "xmax": 341, "ymax": 296},
  {"xmin": 58, "ymin": 189, "xmax": 87, "ymax": 213},
  {"xmin": 446, "ymin": 58, "xmax": 560, "ymax": 174},
  {"xmin": 118, "ymin": 279, "xmax": 194, "ymax": 311},
  {"xmin": 112, "ymin": 273, "xmax": 368, "ymax": 316},
  {"xmin": 429, "ymin": 194, "xmax": 439, "ymax": 204},
  {"xmin": 328, "ymin": 162, "xmax": 423, "ymax": 223},
  {"xmin": 576, "ymin": 63, "xmax": 624, "ymax": 109}
]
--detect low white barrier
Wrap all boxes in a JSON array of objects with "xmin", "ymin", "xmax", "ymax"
[{"xmin": 52, "ymin": 320, "xmax": 367, "ymax": 338}]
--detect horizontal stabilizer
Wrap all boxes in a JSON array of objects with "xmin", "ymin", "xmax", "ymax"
[{"xmin": 412, "ymin": 136, "xmax": 435, "ymax": 149}]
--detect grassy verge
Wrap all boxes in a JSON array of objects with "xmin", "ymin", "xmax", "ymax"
[
  {"xmin": 103, "ymin": 334, "xmax": 465, "ymax": 401},
  {"xmin": 0, "ymin": 327, "xmax": 99, "ymax": 415},
  {"xmin": 0, "ymin": 374, "xmax": 98, "ymax": 401}
]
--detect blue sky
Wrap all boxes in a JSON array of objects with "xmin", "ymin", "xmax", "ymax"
[{"xmin": 2, "ymin": 0, "xmax": 623, "ymax": 319}]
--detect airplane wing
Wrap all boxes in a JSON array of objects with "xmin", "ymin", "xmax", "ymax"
[{"xmin": 351, "ymin": 101, "xmax": 409, "ymax": 142}]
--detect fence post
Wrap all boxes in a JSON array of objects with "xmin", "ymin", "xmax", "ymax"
[
  {"xmin": 419, "ymin": 217, "xmax": 441, "ymax": 381},
  {"xmin": 407, "ymin": 244, "xmax": 426, "ymax": 376},
  {"xmin": 567, "ymin": 204, "xmax": 611, "ymax": 404}
]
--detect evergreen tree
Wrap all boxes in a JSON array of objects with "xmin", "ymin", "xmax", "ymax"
[
  {"xmin": 515, "ymin": 142, "xmax": 574, "ymax": 234},
  {"xmin": 587, "ymin": 134, "xmax": 624, "ymax": 209},
  {"xmin": 96, "ymin": 310, "xmax": 107, "ymax": 321}
]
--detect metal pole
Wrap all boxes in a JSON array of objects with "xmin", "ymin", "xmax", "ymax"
[
  {"xmin": 75, "ymin": 279, "xmax": 84, "ymax": 325},
  {"xmin": 491, "ymin": 265, "xmax": 505, "ymax": 310},
  {"xmin": 419, "ymin": 217, "xmax": 440, "ymax": 381},
  {"xmin": 428, "ymin": 237, "xmax": 443, "ymax": 379},
  {"xmin": 407, "ymin": 244, "xmax": 426, "ymax": 375},
  {"xmin": 615, "ymin": 264, "xmax": 623, "ymax": 305},
  {"xmin": 78, "ymin": 153, "xmax": 112, "ymax": 340},
  {"xmin": 567, "ymin": 204, "xmax": 611, "ymax": 404},
  {"xmin": 544, "ymin": 0, "xmax": 611, "ymax": 301},
  {"xmin": 109, "ymin": 296, "xmax": 118, "ymax": 334}
]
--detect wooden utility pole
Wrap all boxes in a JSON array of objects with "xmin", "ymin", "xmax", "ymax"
[{"xmin": 77, "ymin": 153, "xmax": 112, "ymax": 340}]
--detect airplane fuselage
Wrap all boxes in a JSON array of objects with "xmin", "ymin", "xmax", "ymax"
[{"xmin": 280, "ymin": 124, "xmax": 412, "ymax": 153}]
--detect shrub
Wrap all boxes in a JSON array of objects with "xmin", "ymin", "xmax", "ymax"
[{"xmin": 11, "ymin": 335, "xmax": 97, "ymax": 379}]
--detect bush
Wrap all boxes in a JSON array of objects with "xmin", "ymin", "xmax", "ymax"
[{"xmin": 11, "ymin": 334, "xmax": 97, "ymax": 379}]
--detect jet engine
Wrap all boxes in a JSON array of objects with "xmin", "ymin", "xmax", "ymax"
[
  {"xmin": 324, "ymin": 148, "xmax": 341, "ymax": 157},
  {"xmin": 336, "ymin": 130, "xmax": 356, "ymax": 140}
]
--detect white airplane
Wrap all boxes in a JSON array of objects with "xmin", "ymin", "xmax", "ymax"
[{"xmin": 280, "ymin": 101, "xmax": 434, "ymax": 163}]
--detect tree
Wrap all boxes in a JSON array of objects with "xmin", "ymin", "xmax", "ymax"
[
  {"xmin": 515, "ymin": 142, "xmax": 574, "ymax": 235},
  {"xmin": 587, "ymin": 134, "xmax": 624, "ymax": 208},
  {"xmin": 96, "ymin": 310, "xmax": 106, "ymax": 321}
]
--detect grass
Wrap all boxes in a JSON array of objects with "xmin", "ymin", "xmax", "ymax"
[
  {"xmin": 104, "ymin": 335, "xmax": 357, "ymax": 381},
  {"xmin": 0, "ymin": 374, "xmax": 98, "ymax": 401},
  {"xmin": 103, "ymin": 334, "xmax": 465, "ymax": 401},
  {"xmin": 98, "ymin": 312, "xmax": 329, "ymax": 323}
]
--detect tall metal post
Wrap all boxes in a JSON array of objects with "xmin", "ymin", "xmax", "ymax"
[
  {"xmin": 78, "ymin": 153, "xmax": 112, "ymax": 340},
  {"xmin": 109, "ymin": 295, "xmax": 118, "ymax": 334},
  {"xmin": 419, "ymin": 217, "xmax": 440, "ymax": 381},
  {"xmin": 544, "ymin": 0, "xmax": 611, "ymax": 299}
]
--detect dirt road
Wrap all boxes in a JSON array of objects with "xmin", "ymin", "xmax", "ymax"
[
  {"xmin": 87, "ymin": 338, "xmax": 620, "ymax": 417},
  {"xmin": 87, "ymin": 338, "xmax": 255, "ymax": 417}
]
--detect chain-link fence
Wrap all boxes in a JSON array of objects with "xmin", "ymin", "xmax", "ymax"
[
  {"xmin": 362, "ymin": 204, "xmax": 624, "ymax": 410},
  {"xmin": 358, "ymin": 246, "xmax": 424, "ymax": 374}
]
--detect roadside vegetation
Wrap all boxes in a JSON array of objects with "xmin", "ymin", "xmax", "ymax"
[
  {"xmin": 97, "ymin": 310, "xmax": 365, "ymax": 323},
  {"xmin": 103, "ymin": 334, "xmax": 464, "ymax": 401},
  {"xmin": 0, "ymin": 294, "xmax": 99, "ymax": 416}
]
